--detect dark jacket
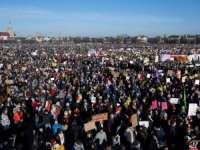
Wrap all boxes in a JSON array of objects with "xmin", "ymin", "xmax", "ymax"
[{"xmin": 42, "ymin": 112, "xmax": 52, "ymax": 124}]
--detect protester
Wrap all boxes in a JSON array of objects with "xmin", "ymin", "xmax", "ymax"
[{"xmin": 0, "ymin": 43, "xmax": 200, "ymax": 150}]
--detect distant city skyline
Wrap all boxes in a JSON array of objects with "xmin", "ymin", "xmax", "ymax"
[{"xmin": 0, "ymin": 0, "xmax": 200, "ymax": 37}]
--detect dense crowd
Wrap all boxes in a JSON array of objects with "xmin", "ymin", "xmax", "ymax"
[{"xmin": 0, "ymin": 43, "xmax": 200, "ymax": 150}]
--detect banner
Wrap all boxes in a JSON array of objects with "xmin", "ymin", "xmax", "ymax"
[
  {"xmin": 92, "ymin": 113, "xmax": 108, "ymax": 122},
  {"xmin": 160, "ymin": 54, "xmax": 187, "ymax": 62}
]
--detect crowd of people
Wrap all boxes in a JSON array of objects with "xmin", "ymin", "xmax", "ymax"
[{"xmin": 0, "ymin": 43, "xmax": 200, "ymax": 150}]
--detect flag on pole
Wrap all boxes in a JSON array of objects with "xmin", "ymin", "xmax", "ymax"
[{"xmin": 183, "ymin": 87, "xmax": 187, "ymax": 109}]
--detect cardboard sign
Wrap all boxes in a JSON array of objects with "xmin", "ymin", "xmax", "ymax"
[
  {"xmin": 167, "ymin": 70, "xmax": 173, "ymax": 76},
  {"xmin": 170, "ymin": 98, "xmax": 180, "ymax": 104},
  {"xmin": 131, "ymin": 114, "xmax": 138, "ymax": 127},
  {"xmin": 6, "ymin": 80, "xmax": 14, "ymax": 84},
  {"xmin": 108, "ymin": 67, "xmax": 115, "ymax": 71},
  {"xmin": 162, "ymin": 102, "xmax": 168, "ymax": 109},
  {"xmin": 139, "ymin": 121, "xmax": 149, "ymax": 128},
  {"xmin": 84, "ymin": 121, "xmax": 96, "ymax": 132},
  {"xmin": 92, "ymin": 113, "xmax": 108, "ymax": 122},
  {"xmin": 14, "ymin": 61, "xmax": 18, "ymax": 64},
  {"xmin": 188, "ymin": 103, "xmax": 198, "ymax": 116},
  {"xmin": 112, "ymin": 71, "xmax": 119, "ymax": 78},
  {"xmin": 195, "ymin": 80, "xmax": 199, "ymax": 85},
  {"xmin": 152, "ymin": 101, "xmax": 157, "ymax": 109},
  {"xmin": 7, "ymin": 64, "xmax": 11, "ymax": 70},
  {"xmin": 119, "ymin": 80, "xmax": 123, "ymax": 86},
  {"xmin": 22, "ymin": 67, "xmax": 27, "ymax": 71}
]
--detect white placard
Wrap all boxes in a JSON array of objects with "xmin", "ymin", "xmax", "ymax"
[
  {"xmin": 139, "ymin": 121, "xmax": 149, "ymax": 128},
  {"xmin": 155, "ymin": 56, "xmax": 158, "ymax": 62},
  {"xmin": 126, "ymin": 76, "xmax": 130, "ymax": 80},
  {"xmin": 195, "ymin": 64, "xmax": 200, "ymax": 67},
  {"xmin": 166, "ymin": 78, "xmax": 170, "ymax": 83},
  {"xmin": 195, "ymin": 80, "xmax": 199, "ymax": 85},
  {"xmin": 190, "ymin": 65, "xmax": 194, "ymax": 67},
  {"xmin": 188, "ymin": 103, "xmax": 198, "ymax": 116},
  {"xmin": 147, "ymin": 74, "xmax": 151, "ymax": 78},
  {"xmin": 130, "ymin": 61, "xmax": 133, "ymax": 64},
  {"xmin": 0, "ymin": 64, "xmax": 3, "ymax": 68},
  {"xmin": 50, "ymin": 78, "xmax": 54, "ymax": 81},
  {"xmin": 54, "ymin": 68, "xmax": 58, "ymax": 72},
  {"xmin": 91, "ymin": 97, "xmax": 96, "ymax": 103},
  {"xmin": 170, "ymin": 98, "xmax": 180, "ymax": 104}
]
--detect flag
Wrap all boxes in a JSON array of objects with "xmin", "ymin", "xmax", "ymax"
[{"xmin": 183, "ymin": 87, "xmax": 187, "ymax": 109}]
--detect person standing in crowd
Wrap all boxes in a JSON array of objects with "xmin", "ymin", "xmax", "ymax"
[
  {"xmin": 124, "ymin": 125, "xmax": 136, "ymax": 149},
  {"xmin": 52, "ymin": 119, "xmax": 63, "ymax": 136},
  {"xmin": 94, "ymin": 127, "xmax": 107, "ymax": 150},
  {"xmin": 72, "ymin": 139, "xmax": 84, "ymax": 150}
]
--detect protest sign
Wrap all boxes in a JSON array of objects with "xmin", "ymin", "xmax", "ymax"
[
  {"xmin": 139, "ymin": 121, "xmax": 149, "ymax": 128},
  {"xmin": 188, "ymin": 103, "xmax": 198, "ymax": 116},
  {"xmin": 162, "ymin": 102, "xmax": 168, "ymax": 109},
  {"xmin": 182, "ymin": 77, "xmax": 186, "ymax": 83},
  {"xmin": 6, "ymin": 80, "xmax": 14, "ymax": 84},
  {"xmin": 166, "ymin": 78, "xmax": 170, "ymax": 83},
  {"xmin": 112, "ymin": 71, "xmax": 119, "ymax": 78},
  {"xmin": 152, "ymin": 101, "xmax": 157, "ymax": 109},
  {"xmin": 147, "ymin": 74, "xmax": 151, "ymax": 78},
  {"xmin": 92, "ymin": 113, "xmax": 108, "ymax": 122},
  {"xmin": 84, "ymin": 121, "xmax": 96, "ymax": 132},
  {"xmin": 131, "ymin": 114, "xmax": 138, "ymax": 127},
  {"xmin": 167, "ymin": 70, "xmax": 173, "ymax": 76},
  {"xmin": 0, "ymin": 64, "xmax": 3, "ymax": 68},
  {"xmin": 170, "ymin": 98, "xmax": 180, "ymax": 104},
  {"xmin": 22, "ymin": 67, "xmax": 27, "ymax": 71},
  {"xmin": 195, "ymin": 80, "xmax": 199, "ymax": 85},
  {"xmin": 91, "ymin": 97, "xmax": 96, "ymax": 103},
  {"xmin": 7, "ymin": 64, "xmax": 11, "ymax": 70}
]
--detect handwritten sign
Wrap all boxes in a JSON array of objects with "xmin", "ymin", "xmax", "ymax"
[
  {"xmin": 188, "ymin": 103, "xmax": 198, "ymax": 116},
  {"xmin": 162, "ymin": 102, "xmax": 168, "ymax": 109},
  {"xmin": 6, "ymin": 80, "xmax": 14, "ymax": 85},
  {"xmin": 7, "ymin": 64, "xmax": 11, "ymax": 70},
  {"xmin": 152, "ymin": 101, "xmax": 157, "ymax": 109},
  {"xmin": 139, "ymin": 121, "xmax": 149, "ymax": 128},
  {"xmin": 131, "ymin": 114, "xmax": 138, "ymax": 127},
  {"xmin": 170, "ymin": 98, "xmax": 180, "ymax": 104},
  {"xmin": 195, "ymin": 80, "xmax": 199, "ymax": 85},
  {"xmin": 167, "ymin": 70, "xmax": 173, "ymax": 76},
  {"xmin": 91, "ymin": 97, "xmax": 96, "ymax": 103},
  {"xmin": 166, "ymin": 78, "xmax": 170, "ymax": 83},
  {"xmin": 92, "ymin": 113, "xmax": 108, "ymax": 122},
  {"xmin": 84, "ymin": 121, "xmax": 96, "ymax": 132}
]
